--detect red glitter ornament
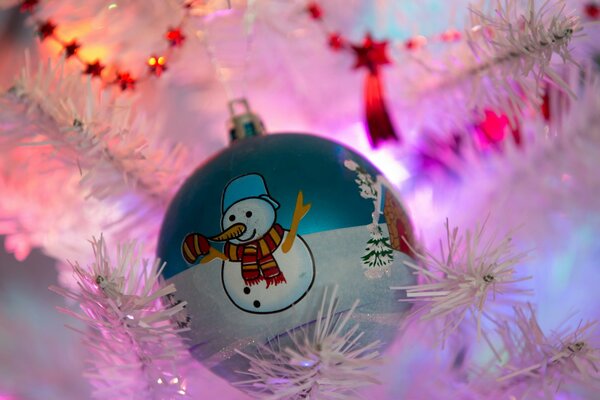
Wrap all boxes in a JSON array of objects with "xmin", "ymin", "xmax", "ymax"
[
  {"xmin": 38, "ymin": 20, "xmax": 57, "ymax": 40},
  {"xmin": 328, "ymin": 32, "xmax": 344, "ymax": 50},
  {"xmin": 84, "ymin": 60, "xmax": 105, "ymax": 77},
  {"xmin": 148, "ymin": 55, "xmax": 167, "ymax": 76},
  {"xmin": 306, "ymin": 2, "xmax": 323, "ymax": 20},
  {"xmin": 585, "ymin": 3, "xmax": 599, "ymax": 19},
  {"xmin": 64, "ymin": 40, "xmax": 81, "ymax": 58},
  {"xmin": 115, "ymin": 71, "xmax": 136, "ymax": 91},
  {"xmin": 476, "ymin": 110, "xmax": 521, "ymax": 148},
  {"xmin": 351, "ymin": 34, "xmax": 391, "ymax": 73},
  {"xmin": 19, "ymin": 0, "xmax": 39, "ymax": 13},
  {"xmin": 166, "ymin": 28, "xmax": 186, "ymax": 47}
]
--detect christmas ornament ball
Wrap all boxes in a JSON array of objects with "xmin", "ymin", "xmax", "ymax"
[{"xmin": 157, "ymin": 133, "xmax": 416, "ymax": 381}]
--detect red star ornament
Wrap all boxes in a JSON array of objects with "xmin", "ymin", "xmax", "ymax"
[
  {"xmin": 115, "ymin": 71, "xmax": 136, "ymax": 91},
  {"xmin": 351, "ymin": 34, "xmax": 391, "ymax": 73},
  {"xmin": 38, "ymin": 20, "xmax": 57, "ymax": 40},
  {"xmin": 166, "ymin": 28, "xmax": 186, "ymax": 47},
  {"xmin": 84, "ymin": 60, "xmax": 105, "ymax": 78},
  {"xmin": 64, "ymin": 40, "xmax": 81, "ymax": 58}
]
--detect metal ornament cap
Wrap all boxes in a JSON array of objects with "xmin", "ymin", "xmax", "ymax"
[{"xmin": 227, "ymin": 98, "xmax": 266, "ymax": 142}]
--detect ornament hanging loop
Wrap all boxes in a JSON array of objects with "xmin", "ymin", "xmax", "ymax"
[{"xmin": 227, "ymin": 98, "xmax": 266, "ymax": 142}]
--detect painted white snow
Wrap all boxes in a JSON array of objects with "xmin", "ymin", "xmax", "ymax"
[{"xmin": 168, "ymin": 224, "xmax": 415, "ymax": 370}]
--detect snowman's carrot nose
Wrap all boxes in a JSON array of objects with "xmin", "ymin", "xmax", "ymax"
[{"xmin": 211, "ymin": 223, "xmax": 246, "ymax": 241}]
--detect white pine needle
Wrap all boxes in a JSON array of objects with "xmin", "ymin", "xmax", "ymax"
[
  {"xmin": 493, "ymin": 304, "xmax": 600, "ymax": 396},
  {"xmin": 49, "ymin": 236, "xmax": 191, "ymax": 399},
  {"xmin": 392, "ymin": 218, "xmax": 531, "ymax": 343},
  {"xmin": 236, "ymin": 286, "xmax": 382, "ymax": 400}
]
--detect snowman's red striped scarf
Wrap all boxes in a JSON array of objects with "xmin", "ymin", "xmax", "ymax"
[{"xmin": 224, "ymin": 224, "xmax": 287, "ymax": 288}]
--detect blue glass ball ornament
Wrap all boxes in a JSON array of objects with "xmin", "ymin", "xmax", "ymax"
[{"xmin": 157, "ymin": 133, "xmax": 417, "ymax": 382}]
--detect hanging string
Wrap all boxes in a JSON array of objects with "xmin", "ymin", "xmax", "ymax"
[
  {"xmin": 199, "ymin": 1, "xmax": 257, "ymax": 102},
  {"xmin": 198, "ymin": 1, "xmax": 264, "ymax": 141}
]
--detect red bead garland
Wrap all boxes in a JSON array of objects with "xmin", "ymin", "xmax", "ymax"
[
  {"xmin": 304, "ymin": 1, "xmax": 484, "ymax": 147},
  {"xmin": 304, "ymin": 3, "xmax": 400, "ymax": 147},
  {"xmin": 303, "ymin": 1, "xmax": 550, "ymax": 148},
  {"xmin": 20, "ymin": 0, "xmax": 192, "ymax": 92}
]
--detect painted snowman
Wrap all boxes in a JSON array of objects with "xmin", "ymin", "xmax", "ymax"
[{"xmin": 182, "ymin": 173, "xmax": 315, "ymax": 314}]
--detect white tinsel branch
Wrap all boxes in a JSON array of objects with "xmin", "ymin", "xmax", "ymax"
[
  {"xmin": 490, "ymin": 304, "xmax": 600, "ymax": 397},
  {"xmin": 50, "ymin": 236, "xmax": 191, "ymax": 399},
  {"xmin": 0, "ymin": 54, "xmax": 190, "ymax": 262},
  {"xmin": 2, "ymin": 53, "xmax": 188, "ymax": 207},
  {"xmin": 419, "ymin": 0, "xmax": 582, "ymax": 125},
  {"xmin": 392, "ymin": 218, "xmax": 531, "ymax": 343},
  {"xmin": 437, "ymin": 72, "xmax": 600, "ymax": 225},
  {"xmin": 236, "ymin": 286, "xmax": 382, "ymax": 399},
  {"xmin": 0, "ymin": 125, "xmax": 122, "ymax": 265},
  {"xmin": 468, "ymin": 0, "xmax": 581, "ymax": 120}
]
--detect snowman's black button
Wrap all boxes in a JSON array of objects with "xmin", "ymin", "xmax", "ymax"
[
  {"xmin": 253, "ymin": 300, "xmax": 261, "ymax": 308},
  {"xmin": 243, "ymin": 287, "xmax": 251, "ymax": 295}
]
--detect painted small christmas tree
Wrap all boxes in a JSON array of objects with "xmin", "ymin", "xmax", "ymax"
[
  {"xmin": 362, "ymin": 223, "xmax": 394, "ymax": 274},
  {"xmin": 345, "ymin": 160, "xmax": 396, "ymax": 275}
]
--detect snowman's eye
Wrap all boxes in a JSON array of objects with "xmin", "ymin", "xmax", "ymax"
[
  {"xmin": 229, "ymin": 215, "xmax": 236, "ymax": 222},
  {"xmin": 246, "ymin": 211, "xmax": 253, "ymax": 218}
]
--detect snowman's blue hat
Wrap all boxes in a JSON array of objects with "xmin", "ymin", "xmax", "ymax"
[{"xmin": 222, "ymin": 173, "xmax": 279, "ymax": 213}]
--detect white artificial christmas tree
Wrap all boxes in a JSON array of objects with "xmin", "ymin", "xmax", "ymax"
[{"xmin": 0, "ymin": 0, "xmax": 599, "ymax": 399}]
